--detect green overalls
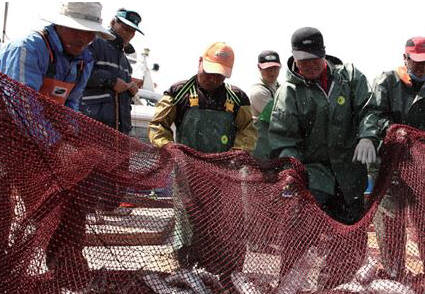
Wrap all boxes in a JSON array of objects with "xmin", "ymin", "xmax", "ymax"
[
  {"xmin": 174, "ymin": 80, "xmax": 240, "ymax": 153},
  {"xmin": 171, "ymin": 79, "xmax": 241, "ymax": 251}
]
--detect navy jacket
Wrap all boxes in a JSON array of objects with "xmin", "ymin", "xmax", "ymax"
[{"xmin": 81, "ymin": 32, "xmax": 133, "ymax": 134}]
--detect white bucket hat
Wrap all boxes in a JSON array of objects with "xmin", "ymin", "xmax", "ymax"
[{"xmin": 42, "ymin": 2, "xmax": 114, "ymax": 40}]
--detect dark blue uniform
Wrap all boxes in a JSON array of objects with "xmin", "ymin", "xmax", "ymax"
[{"xmin": 81, "ymin": 32, "xmax": 133, "ymax": 134}]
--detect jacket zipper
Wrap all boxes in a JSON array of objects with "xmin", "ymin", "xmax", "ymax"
[{"xmin": 315, "ymin": 81, "xmax": 335, "ymax": 100}]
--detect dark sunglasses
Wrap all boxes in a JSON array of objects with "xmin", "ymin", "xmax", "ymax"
[{"xmin": 116, "ymin": 10, "xmax": 141, "ymax": 25}]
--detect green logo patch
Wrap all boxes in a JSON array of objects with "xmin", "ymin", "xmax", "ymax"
[
  {"xmin": 221, "ymin": 135, "xmax": 229, "ymax": 145},
  {"xmin": 337, "ymin": 96, "xmax": 346, "ymax": 105}
]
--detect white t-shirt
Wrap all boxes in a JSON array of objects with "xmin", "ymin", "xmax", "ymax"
[{"xmin": 249, "ymin": 79, "xmax": 279, "ymax": 121}]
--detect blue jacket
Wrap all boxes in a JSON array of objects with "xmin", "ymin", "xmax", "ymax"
[
  {"xmin": 81, "ymin": 32, "xmax": 133, "ymax": 134},
  {"xmin": 0, "ymin": 24, "xmax": 94, "ymax": 110}
]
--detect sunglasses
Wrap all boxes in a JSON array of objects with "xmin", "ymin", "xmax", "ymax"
[{"xmin": 116, "ymin": 10, "xmax": 141, "ymax": 26}]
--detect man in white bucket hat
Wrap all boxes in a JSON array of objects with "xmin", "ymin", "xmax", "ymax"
[{"xmin": 0, "ymin": 2, "xmax": 112, "ymax": 109}]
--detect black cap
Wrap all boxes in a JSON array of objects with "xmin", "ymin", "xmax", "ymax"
[
  {"xmin": 258, "ymin": 50, "xmax": 281, "ymax": 69},
  {"xmin": 291, "ymin": 27, "xmax": 325, "ymax": 60},
  {"xmin": 116, "ymin": 9, "xmax": 144, "ymax": 35}
]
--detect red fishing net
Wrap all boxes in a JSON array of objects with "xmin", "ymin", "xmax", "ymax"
[{"xmin": 0, "ymin": 72, "xmax": 424, "ymax": 293}]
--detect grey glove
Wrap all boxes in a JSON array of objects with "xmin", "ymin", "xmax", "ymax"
[{"xmin": 352, "ymin": 138, "xmax": 376, "ymax": 164}]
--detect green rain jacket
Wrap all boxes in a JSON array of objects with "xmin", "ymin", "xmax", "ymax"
[
  {"xmin": 269, "ymin": 55, "xmax": 371, "ymax": 204},
  {"xmin": 359, "ymin": 66, "xmax": 425, "ymax": 142}
]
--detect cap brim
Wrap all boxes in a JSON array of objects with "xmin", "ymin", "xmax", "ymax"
[
  {"xmin": 258, "ymin": 62, "xmax": 281, "ymax": 69},
  {"xmin": 202, "ymin": 59, "xmax": 232, "ymax": 78},
  {"xmin": 292, "ymin": 49, "xmax": 325, "ymax": 60},
  {"xmin": 42, "ymin": 15, "xmax": 115, "ymax": 40},
  {"xmin": 116, "ymin": 16, "xmax": 144, "ymax": 35},
  {"xmin": 408, "ymin": 52, "xmax": 425, "ymax": 62}
]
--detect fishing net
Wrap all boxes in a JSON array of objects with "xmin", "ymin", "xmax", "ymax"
[{"xmin": 0, "ymin": 72, "xmax": 424, "ymax": 293}]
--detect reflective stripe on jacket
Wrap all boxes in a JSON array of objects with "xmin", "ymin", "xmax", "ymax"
[{"xmin": 81, "ymin": 35, "xmax": 133, "ymax": 134}]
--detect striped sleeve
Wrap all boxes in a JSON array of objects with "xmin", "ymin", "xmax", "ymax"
[{"xmin": 0, "ymin": 38, "xmax": 47, "ymax": 91}]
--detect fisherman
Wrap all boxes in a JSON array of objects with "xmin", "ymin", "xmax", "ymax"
[
  {"xmin": 80, "ymin": 8, "xmax": 144, "ymax": 135},
  {"xmin": 358, "ymin": 36, "xmax": 425, "ymax": 279},
  {"xmin": 0, "ymin": 2, "xmax": 112, "ymax": 109},
  {"xmin": 268, "ymin": 26, "xmax": 373, "ymax": 289},
  {"xmin": 249, "ymin": 50, "xmax": 281, "ymax": 159},
  {"xmin": 148, "ymin": 41, "xmax": 257, "ymax": 274},
  {"xmin": 0, "ymin": 2, "xmax": 112, "ymax": 289},
  {"xmin": 269, "ymin": 27, "xmax": 374, "ymax": 224},
  {"xmin": 148, "ymin": 41, "xmax": 256, "ymax": 153}
]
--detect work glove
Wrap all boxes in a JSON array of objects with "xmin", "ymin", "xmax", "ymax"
[{"xmin": 352, "ymin": 138, "xmax": 376, "ymax": 164}]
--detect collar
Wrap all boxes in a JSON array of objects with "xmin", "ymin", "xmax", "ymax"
[
  {"xmin": 318, "ymin": 62, "xmax": 329, "ymax": 93},
  {"xmin": 260, "ymin": 78, "xmax": 280, "ymax": 90},
  {"xmin": 45, "ymin": 25, "xmax": 65, "ymax": 55},
  {"xmin": 396, "ymin": 66, "xmax": 412, "ymax": 87},
  {"xmin": 109, "ymin": 29, "xmax": 125, "ymax": 50}
]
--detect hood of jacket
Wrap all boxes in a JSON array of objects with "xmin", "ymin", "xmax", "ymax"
[{"xmin": 109, "ymin": 28, "xmax": 126, "ymax": 51}]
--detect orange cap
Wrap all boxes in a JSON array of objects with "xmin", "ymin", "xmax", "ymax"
[{"xmin": 202, "ymin": 42, "xmax": 234, "ymax": 78}]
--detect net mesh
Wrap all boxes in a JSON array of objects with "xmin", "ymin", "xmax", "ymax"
[{"xmin": 0, "ymin": 72, "xmax": 424, "ymax": 293}]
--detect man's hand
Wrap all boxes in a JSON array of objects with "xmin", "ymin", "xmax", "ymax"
[
  {"xmin": 127, "ymin": 81, "xmax": 139, "ymax": 96},
  {"xmin": 131, "ymin": 77, "xmax": 144, "ymax": 88},
  {"xmin": 352, "ymin": 138, "xmax": 376, "ymax": 164},
  {"xmin": 113, "ymin": 78, "xmax": 130, "ymax": 93}
]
